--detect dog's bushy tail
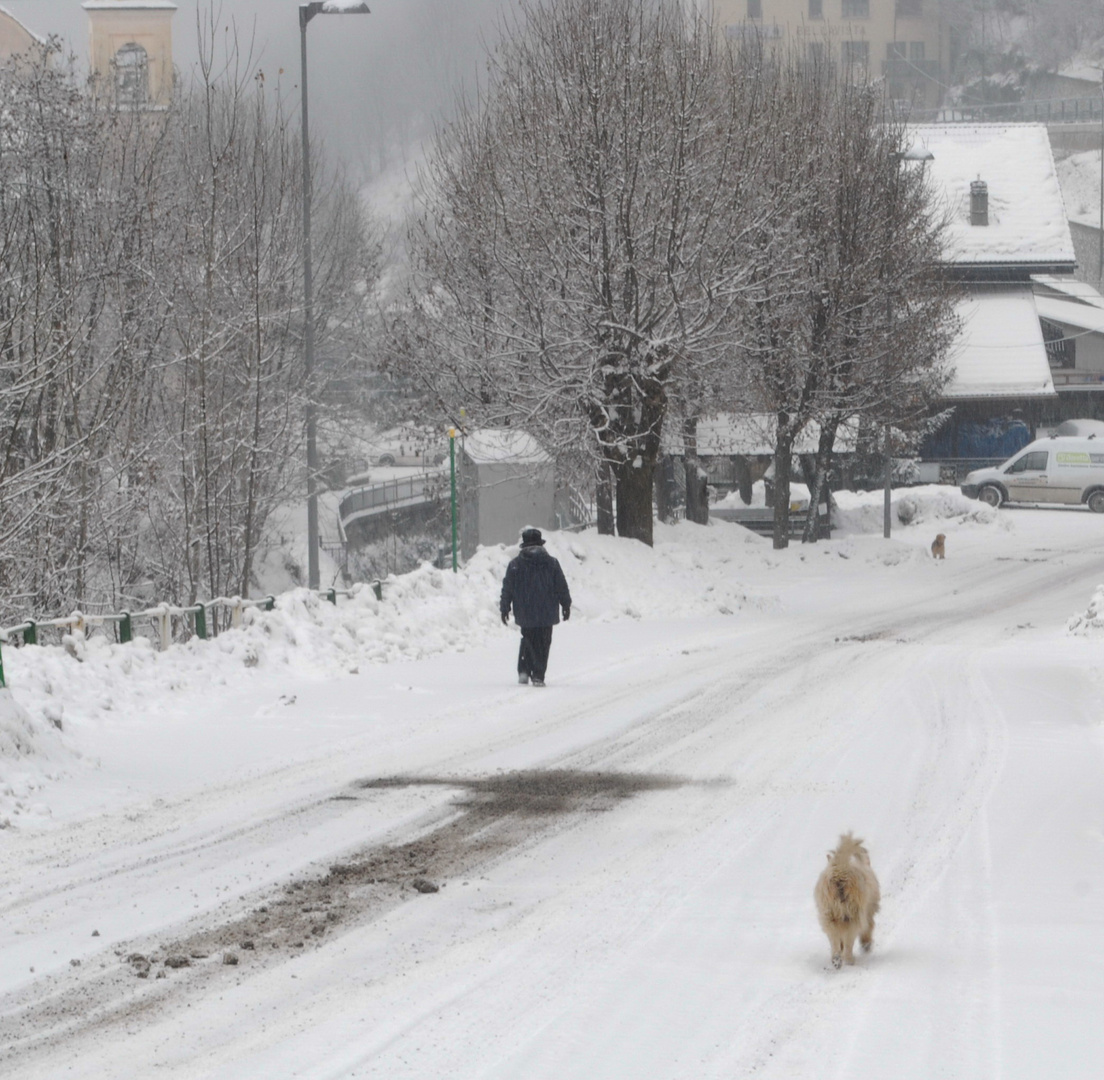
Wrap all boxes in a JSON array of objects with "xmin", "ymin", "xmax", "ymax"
[{"xmin": 830, "ymin": 833, "xmax": 868, "ymax": 869}]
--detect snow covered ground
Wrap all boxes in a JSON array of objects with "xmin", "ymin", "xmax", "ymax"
[{"xmin": 2, "ymin": 486, "xmax": 1104, "ymax": 1077}]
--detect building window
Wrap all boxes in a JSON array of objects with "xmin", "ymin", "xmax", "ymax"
[
  {"xmin": 896, "ymin": 0, "xmax": 923, "ymax": 16},
  {"xmin": 886, "ymin": 41, "xmax": 907, "ymax": 59},
  {"xmin": 809, "ymin": 0, "xmax": 823, "ymax": 18},
  {"xmin": 807, "ymin": 41, "xmax": 829, "ymax": 65},
  {"xmin": 909, "ymin": 41, "xmax": 925, "ymax": 60},
  {"xmin": 747, "ymin": 0, "xmax": 762, "ymax": 19},
  {"xmin": 841, "ymin": 0, "xmax": 869, "ymax": 17},
  {"xmin": 842, "ymin": 40, "xmax": 869, "ymax": 69},
  {"xmin": 114, "ymin": 42, "xmax": 149, "ymax": 108}
]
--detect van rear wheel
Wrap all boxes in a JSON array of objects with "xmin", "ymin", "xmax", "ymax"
[
  {"xmin": 1087, "ymin": 490, "xmax": 1104, "ymax": 514},
  {"xmin": 978, "ymin": 484, "xmax": 1004, "ymax": 508}
]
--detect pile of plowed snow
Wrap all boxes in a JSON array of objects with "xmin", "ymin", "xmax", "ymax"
[
  {"xmin": 1068, "ymin": 584, "xmax": 1104, "ymax": 635},
  {"xmin": 0, "ymin": 494, "xmax": 1019, "ymax": 826},
  {"xmin": 0, "ymin": 689, "xmax": 71, "ymax": 828},
  {"xmin": 831, "ymin": 485, "xmax": 1003, "ymax": 534}
]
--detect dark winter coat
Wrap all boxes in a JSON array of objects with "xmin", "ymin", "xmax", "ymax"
[{"xmin": 500, "ymin": 545, "xmax": 571, "ymax": 628}]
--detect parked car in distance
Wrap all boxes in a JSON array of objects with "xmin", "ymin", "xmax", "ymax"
[
  {"xmin": 367, "ymin": 427, "xmax": 447, "ymax": 468},
  {"xmin": 960, "ymin": 435, "xmax": 1104, "ymax": 512}
]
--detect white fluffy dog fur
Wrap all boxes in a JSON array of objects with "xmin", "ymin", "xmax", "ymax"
[{"xmin": 814, "ymin": 833, "xmax": 881, "ymax": 969}]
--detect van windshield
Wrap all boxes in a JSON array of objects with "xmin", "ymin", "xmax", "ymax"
[{"xmin": 1005, "ymin": 450, "xmax": 1048, "ymax": 474}]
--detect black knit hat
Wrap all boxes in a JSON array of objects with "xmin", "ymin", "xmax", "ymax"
[{"xmin": 520, "ymin": 527, "xmax": 545, "ymax": 546}]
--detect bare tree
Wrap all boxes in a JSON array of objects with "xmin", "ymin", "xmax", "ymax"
[
  {"xmin": 400, "ymin": 0, "xmax": 774, "ymax": 545},
  {"xmin": 0, "ymin": 18, "xmax": 380, "ymax": 620},
  {"xmin": 736, "ymin": 58, "xmax": 957, "ymax": 548}
]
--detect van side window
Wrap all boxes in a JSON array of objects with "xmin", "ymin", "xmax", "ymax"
[{"xmin": 1005, "ymin": 451, "xmax": 1048, "ymax": 474}]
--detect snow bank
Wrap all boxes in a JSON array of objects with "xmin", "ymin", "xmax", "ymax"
[
  {"xmin": 1068, "ymin": 584, "xmax": 1104, "ymax": 635},
  {"xmin": 0, "ymin": 687, "xmax": 70, "ymax": 829},
  {"xmin": 832, "ymin": 485, "xmax": 1001, "ymax": 534},
  {"xmin": 0, "ymin": 494, "xmax": 1010, "ymax": 826},
  {"xmin": 0, "ymin": 524, "xmax": 774, "ymax": 824}
]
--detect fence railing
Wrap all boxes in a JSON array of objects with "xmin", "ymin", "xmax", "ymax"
[
  {"xmin": 338, "ymin": 472, "xmax": 444, "ymax": 533},
  {"xmin": 0, "ymin": 582, "xmax": 383, "ymax": 687},
  {"xmin": 911, "ymin": 96, "xmax": 1104, "ymax": 125}
]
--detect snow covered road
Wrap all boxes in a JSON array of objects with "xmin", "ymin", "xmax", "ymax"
[{"xmin": 2, "ymin": 500, "xmax": 1104, "ymax": 1077}]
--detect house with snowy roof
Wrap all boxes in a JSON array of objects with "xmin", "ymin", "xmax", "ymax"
[{"xmin": 905, "ymin": 124, "xmax": 1078, "ymax": 476}]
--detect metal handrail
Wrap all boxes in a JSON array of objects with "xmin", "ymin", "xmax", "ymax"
[{"xmin": 0, "ymin": 582, "xmax": 383, "ymax": 655}]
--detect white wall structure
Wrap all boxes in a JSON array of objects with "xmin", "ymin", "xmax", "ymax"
[{"xmin": 459, "ymin": 430, "xmax": 555, "ymax": 559}]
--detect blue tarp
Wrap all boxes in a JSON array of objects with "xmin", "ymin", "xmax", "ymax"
[{"xmin": 921, "ymin": 418, "xmax": 1031, "ymax": 460}]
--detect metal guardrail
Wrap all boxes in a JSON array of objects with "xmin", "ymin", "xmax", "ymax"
[
  {"xmin": 338, "ymin": 472, "xmax": 444, "ymax": 532},
  {"xmin": 0, "ymin": 582, "xmax": 383, "ymax": 665},
  {"xmin": 913, "ymin": 96, "xmax": 1104, "ymax": 125}
]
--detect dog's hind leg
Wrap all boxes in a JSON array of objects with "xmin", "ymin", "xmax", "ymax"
[
  {"xmin": 860, "ymin": 917, "xmax": 875, "ymax": 953},
  {"xmin": 829, "ymin": 928, "xmax": 844, "ymax": 969},
  {"xmin": 842, "ymin": 925, "xmax": 858, "ymax": 965}
]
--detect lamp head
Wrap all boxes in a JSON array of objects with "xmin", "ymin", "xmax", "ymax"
[{"xmin": 301, "ymin": 2, "xmax": 370, "ymax": 28}]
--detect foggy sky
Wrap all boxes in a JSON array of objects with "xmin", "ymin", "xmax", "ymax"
[{"xmin": 9, "ymin": 1, "xmax": 514, "ymax": 187}]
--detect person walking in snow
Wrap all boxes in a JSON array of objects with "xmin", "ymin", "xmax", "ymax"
[{"xmin": 499, "ymin": 527, "xmax": 571, "ymax": 687}]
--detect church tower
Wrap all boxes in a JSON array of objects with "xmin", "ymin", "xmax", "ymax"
[{"xmin": 84, "ymin": 1, "xmax": 176, "ymax": 109}]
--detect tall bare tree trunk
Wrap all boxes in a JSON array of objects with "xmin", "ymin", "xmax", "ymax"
[
  {"xmin": 655, "ymin": 455, "xmax": 671, "ymax": 524},
  {"xmin": 802, "ymin": 417, "xmax": 838, "ymax": 543},
  {"xmin": 682, "ymin": 416, "xmax": 709, "ymax": 525},
  {"xmin": 772, "ymin": 433, "xmax": 796, "ymax": 550},
  {"xmin": 596, "ymin": 459, "xmax": 614, "ymax": 535},
  {"xmin": 613, "ymin": 458, "xmax": 655, "ymax": 545}
]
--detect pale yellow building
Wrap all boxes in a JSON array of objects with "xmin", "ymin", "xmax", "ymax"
[
  {"xmin": 0, "ymin": 4, "xmax": 45, "ymax": 61},
  {"xmin": 708, "ymin": 0, "xmax": 951, "ymax": 111},
  {"xmin": 83, "ymin": 0, "xmax": 176, "ymax": 109}
]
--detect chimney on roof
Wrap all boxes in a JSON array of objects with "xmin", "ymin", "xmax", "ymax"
[{"xmin": 970, "ymin": 179, "xmax": 989, "ymax": 226}]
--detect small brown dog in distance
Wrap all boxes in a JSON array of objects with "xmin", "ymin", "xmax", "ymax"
[
  {"xmin": 931, "ymin": 533, "xmax": 946, "ymax": 559},
  {"xmin": 814, "ymin": 833, "xmax": 881, "ymax": 969}
]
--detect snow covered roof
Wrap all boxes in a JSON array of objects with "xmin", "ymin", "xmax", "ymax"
[
  {"xmin": 462, "ymin": 429, "xmax": 550, "ymax": 465},
  {"xmin": 81, "ymin": 2, "xmax": 177, "ymax": 9},
  {"xmin": 1035, "ymin": 295, "xmax": 1104, "ymax": 335},
  {"xmin": 1032, "ymin": 275, "xmax": 1104, "ymax": 309},
  {"xmin": 944, "ymin": 286, "xmax": 1055, "ymax": 400},
  {"xmin": 906, "ymin": 125, "xmax": 1075, "ymax": 270},
  {"xmin": 664, "ymin": 414, "xmax": 859, "ymax": 456}
]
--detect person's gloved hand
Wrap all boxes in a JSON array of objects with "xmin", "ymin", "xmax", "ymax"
[
  {"xmin": 562, "ymin": 607, "xmax": 570, "ymax": 621},
  {"xmin": 501, "ymin": 612, "xmax": 509, "ymax": 626}
]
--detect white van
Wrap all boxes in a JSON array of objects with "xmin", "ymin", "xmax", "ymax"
[{"xmin": 960, "ymin": 436, "xmax": 1104, "ymax": 512}]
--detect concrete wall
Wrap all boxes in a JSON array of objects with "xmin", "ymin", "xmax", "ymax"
[
  {"xmin": 459, "ymin": 458, "xmax": 555, "ymax": 559},
  {"xmin": 1069, "ymin": 221, "xmax": 1104, "ymax": 290}
]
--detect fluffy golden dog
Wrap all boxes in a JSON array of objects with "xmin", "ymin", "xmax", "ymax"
[
  {"xmin": 931, "ymin": 533, "xmax": 946, "ymax": 559},
  {"xmin": 814, "ymin": 833, "xmax": 881, "ymax": 969}
]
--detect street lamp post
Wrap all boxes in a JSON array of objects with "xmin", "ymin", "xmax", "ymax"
[{"xmin": 300, "ymin": 1, "xmax": 370, "ymax": 591}]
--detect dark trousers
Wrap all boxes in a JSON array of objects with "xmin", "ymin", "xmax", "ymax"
[{"xmin": 518, "ymin": 625, "xmax": 553, "ymax": 680}]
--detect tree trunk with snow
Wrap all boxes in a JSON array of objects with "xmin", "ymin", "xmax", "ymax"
[
  {"xmin": 596, "ymin": 460, "xmax": 614, "ymax": 536},
  {"xmin": 682, "ymin": 416, "xmax": 709, "ymax": 526}
]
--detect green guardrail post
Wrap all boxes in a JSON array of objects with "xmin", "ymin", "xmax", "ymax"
[
  {"xmin": 325, "ymin": 588, "xmax": 337, "ymax": 605},
  {"xmin": 264, "ymin": 595, "xmax": 275, "ymax": 612},
  {"xmin": 449, "ymin": 427, "xmax": 458, "ymax": 572},
  {"xmin": 119, "ymin": 612, "xmax": 132, "ymax": 644},
  {"xmin": 23, "ymin": 620, "xmax": 36, "ymax": 646},
  {"xmin": 372, "ymin": 580, "xmax": 382, "ymax": 601},
  {"xmin": 193, "ymin": 604, "xmax": 207, "ymax": 640}
]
